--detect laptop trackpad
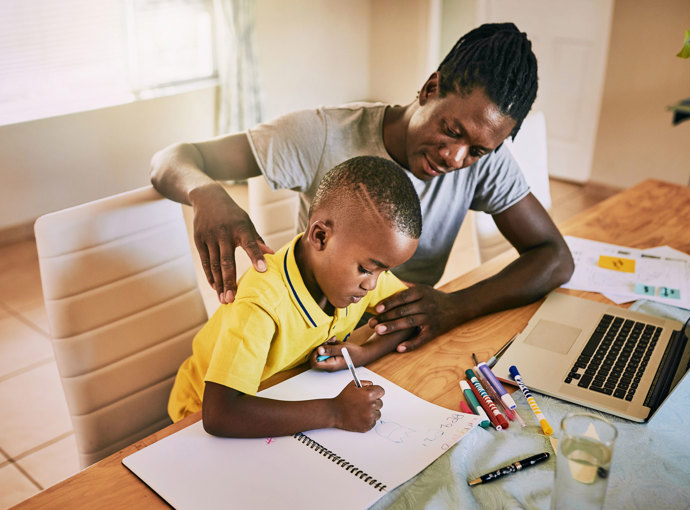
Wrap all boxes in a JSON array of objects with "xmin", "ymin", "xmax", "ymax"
[{"xmin": 524, "ymin": 320, "xmax": 581, "ymax": 355}]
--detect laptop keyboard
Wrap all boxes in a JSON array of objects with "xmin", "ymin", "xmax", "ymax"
[{"xmin": 564, "ymin": 314, "xmax": 662, "ymax": 401}]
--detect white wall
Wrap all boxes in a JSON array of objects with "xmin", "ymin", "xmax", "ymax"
[
  {"xmin": 590, "ymin": 0, "xmax": 690, "ymax": 188},
  {"xmin": 0, "ymin": 0, "xmax": 376, "ymax": 236},
  {"xmin": 255, "ymin": 0, "xmax": 371, "ymax": 119},
  {"xmin": 369, "ymin": 0, "xmax": 436, "ymax": 105},
  {"xmin": 0, "ymin": 87, "xmax": 215, "ymax": 232}
]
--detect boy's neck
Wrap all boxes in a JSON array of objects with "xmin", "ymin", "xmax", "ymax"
[{"xmin": 294, "ymin": 235, "xmax": 334, "ymax": 315}]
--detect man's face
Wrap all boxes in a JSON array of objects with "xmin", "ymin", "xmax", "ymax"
[
  {"xmin": 405, "ymin": 79, "xmax": 517, "ymax": 181},
  {"xmin": 313, "ymin": 213, "xmax": 418, "ymax": 310}
]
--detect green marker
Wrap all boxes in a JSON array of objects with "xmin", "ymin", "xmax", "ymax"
[{"xmin": 459, "ymin": 380, "xmax": 490, "ymax": 428}]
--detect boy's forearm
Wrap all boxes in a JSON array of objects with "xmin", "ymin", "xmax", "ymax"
[
  {"xmin": 203, "ymin": 391, "xmax": 336, "ymax": 438},
  {"xmin": 357, "ymin": 329, "xmax": 412, "ymax": 365}
]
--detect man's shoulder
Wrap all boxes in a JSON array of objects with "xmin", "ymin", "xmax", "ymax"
[{"xmin": 316, "ymin": 101, "xmax": 388, "ymax": 122}]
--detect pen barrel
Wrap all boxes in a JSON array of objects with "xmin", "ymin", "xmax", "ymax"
[
  {"xmin": 468, "ymin": 373, "xmax": 509, "ymax": 430},
  {"xmin": 512, "ymin": 372, "xmax": 553, "ymax": 435},
  {"xmin": 481, "ymin": 463, "xmax": 519, "ymax": 483},
  {"xmin": 467, "ymin": 374, "xmax": 502, "ymax": 430},
  {"xmin": 478, "ymin": 362, "xmax": 517, "ymax": 410}
]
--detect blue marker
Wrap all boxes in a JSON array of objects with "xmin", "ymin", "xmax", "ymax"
[{"xmin": 317, "ymin": 333, "xmax": 350, "ymax": 362}]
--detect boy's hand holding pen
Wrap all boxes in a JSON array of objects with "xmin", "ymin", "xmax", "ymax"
[
  {"xmin": 328, "ymin": 347, "xmax": 384, "ymax": 433},
  {"xmin": 332, "ymin": 378, "xmax": 384, "ymax": 432}
]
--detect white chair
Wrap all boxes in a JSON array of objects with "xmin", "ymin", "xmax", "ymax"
[
  {"xmin": 473, "ymin": 111, "xmax": 552, "ymax": 262},
  {"xmin": 248, "ymin": 175, "xmax": 299, "ymax": 249},
  {"xmin": 34, "ymin": 185, "xmax": 208, "ymax": 468}
]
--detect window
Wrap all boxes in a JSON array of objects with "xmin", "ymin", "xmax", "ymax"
[{"xmin": 0, "ymin": 0, "xmax": 216, "ymax": 126}]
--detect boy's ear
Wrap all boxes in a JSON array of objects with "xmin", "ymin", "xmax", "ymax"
[
  {"xmin": 306, "ymin": 220, "xmax": 331, "ymax": 251},
  {"xmin": 419, "ymin": 71, "xmax": 440, "ymax": 106}
]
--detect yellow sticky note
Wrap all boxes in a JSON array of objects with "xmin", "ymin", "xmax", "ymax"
[{"xmin": 598, "ymin": 255, "xmax": 635, "ymax": 273}]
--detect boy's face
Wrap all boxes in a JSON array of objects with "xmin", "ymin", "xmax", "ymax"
[
  {"xmin": 312, "ymin": 214, "xmax": 418, "ymax": 310},
  {"xmin": 405, "ymin": 75, "xmax": 516, "ymax": 181}
]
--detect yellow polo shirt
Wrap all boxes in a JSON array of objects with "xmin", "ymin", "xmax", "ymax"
[{"xmin": 167, "ymin": 234, "xmax": 407, "ymax": 422}]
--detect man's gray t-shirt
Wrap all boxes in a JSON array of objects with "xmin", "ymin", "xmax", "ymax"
[{"xmin": 247, "ymin": 102, "xmax": 529, "ymax": 287}]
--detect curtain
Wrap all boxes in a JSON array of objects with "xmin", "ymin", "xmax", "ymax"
[{"xmin": 214, "ymin": 0, "xmax": 263, "ymax": 134}]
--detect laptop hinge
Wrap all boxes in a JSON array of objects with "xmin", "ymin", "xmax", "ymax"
[{"xmin": 645, "ymin": 329, "xmax": 687, "ymax": 411}]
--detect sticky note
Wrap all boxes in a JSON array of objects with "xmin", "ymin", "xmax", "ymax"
[
  {"xmin": 634, "ymin": 283, "xmax": 655, "ymax": 296},
  {"xmin": 598, "ymin": 255, "xmax": 635, "ymax": 273},
  {"xmin": 658, "ymin": 287, "xmax": 680, "ymax": 299}
]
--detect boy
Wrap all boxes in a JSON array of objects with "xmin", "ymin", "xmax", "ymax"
[{"xmin": 168, "ymin": 156, "xmax": 422, "ymax": 437}]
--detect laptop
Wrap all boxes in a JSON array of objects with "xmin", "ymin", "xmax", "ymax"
[{"xmin": 492, "ymin": 291, "xmax": 690, "ymax": 422}]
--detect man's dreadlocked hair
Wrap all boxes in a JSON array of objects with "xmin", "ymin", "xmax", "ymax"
[{"xmin": 437, "ymin": 23, "xmax": 538, "ymax": 139}]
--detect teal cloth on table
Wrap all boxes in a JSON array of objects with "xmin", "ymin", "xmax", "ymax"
[{"xmin": 372, "ymin": 301, "xmax": 690, "ymax": 510}]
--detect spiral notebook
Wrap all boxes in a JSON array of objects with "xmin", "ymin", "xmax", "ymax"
[{"xmin": 122, "ymin": 368, "xmax": 481, "ymax": 509}]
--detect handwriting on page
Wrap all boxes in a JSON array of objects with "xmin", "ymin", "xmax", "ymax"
[
  {"xmin": 375, "ymin": 421, "xmax": 415, "ymax": 444},
  {"xmin": 420, "ymin": 414, "xmax": 475, "ymax": 451}
]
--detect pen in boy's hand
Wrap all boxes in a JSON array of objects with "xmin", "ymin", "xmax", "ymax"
[{"xmin": 341, "ymin": 347, "xmax": 362, "ymax": 388}]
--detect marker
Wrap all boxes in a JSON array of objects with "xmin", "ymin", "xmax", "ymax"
[
  {"xmin": 477, "ymin": 362, "xmax": 517, "ymax": 411},
  {"xmin": 476, "ymin": 368, "xmax": 514, "ymax": 419},
  {"xmin": 509, "ymin": 365, "xmax": 553, "ymax": 435},
  {"xmin": 467, "ymin": 376, "xmax": 502, "ymax": 430},
  {"xmin": 475, "ymin": 368, "xmax": 525, "ymax": 427},
  {"xmin": 317, "ymin": 333, "xmax": 350, "ymax": 362},
  {"xmin": 459, "ymin": 380, "xmax": 490, "ymax": 428},
  {"xmin": 468, "ymin": 452, "xmax": 550, "ymax": 486},
  {"xmin": 465, "ymin": 369, "xmax": 509, "ymax": 430},
  {"xmin": 459, "ymin": 401, "xmax": 473, "ymax": 414},
  {"xmin": 341, "ymin": 347, "xmax": 361, "ymax": 388}
]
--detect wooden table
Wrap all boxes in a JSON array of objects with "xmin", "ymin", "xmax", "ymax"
[{"xmin": 14, "ymin": 179, "xmax": 690, "ymax": 509}]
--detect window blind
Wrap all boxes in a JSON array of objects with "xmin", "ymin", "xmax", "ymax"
[{"xmin": 0, "ymin": 0, "xmax": 215, "ymax": 126}]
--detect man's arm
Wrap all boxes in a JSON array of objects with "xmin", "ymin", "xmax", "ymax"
[
  {"xmin": 150, "ymin": 134, "xmax": 271, "ymax": 304},
  {"xmin": 202, "ymin": 380, "xmax": 384, "ymax": 438},
  {"xmin": 369, "ymin": 193, "xmax": 574, "ymax": 351}
]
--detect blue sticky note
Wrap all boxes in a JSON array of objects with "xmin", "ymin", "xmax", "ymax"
[
  {"xmin": 634, "ymin": 283, "xmax": 655, "ymax": 296},
  {"xmin": 658, "ymin": 287, "xmax": 680, "ymax": 299}
]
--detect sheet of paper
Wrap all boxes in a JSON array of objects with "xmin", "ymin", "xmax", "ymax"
[
  {"xmin": 260, "ymin": 367, "xmax": 480, "ymax": 490},
  {"xmin": 123, "ymin": 368, "xmax": 480, "ymax": 510},
  {"xmin": 562, "ymin": 236, "xmax": 690, "ymax": 309}
]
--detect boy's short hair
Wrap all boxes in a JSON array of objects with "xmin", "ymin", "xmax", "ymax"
[
  {"xmin": 437, "ymin": 22, "xmax": 538, "ymax": 139},
  {"xmin": 310, "ymin": 156, "xmax": 422, "ymax": 239}
]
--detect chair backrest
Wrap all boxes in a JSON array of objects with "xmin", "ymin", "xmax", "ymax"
[
  {"xmin": 34, "ymin": 185, "xmax": 208, "ymax": 468},
  {"xmin": 248, "ymin": 175, "xmax": 299, "ymax": 250},
  {"xmin": 473, "ymin": 111, "xmax": 552, "ymax": 263}
]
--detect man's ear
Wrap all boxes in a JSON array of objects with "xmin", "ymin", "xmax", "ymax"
[
  {"xmin": 305, "ymin": 220, "xmax": 331, "ymax": 251},
  {"xmin": 419, "ymin": 71, "xmax": 440, "ymax": 106}
]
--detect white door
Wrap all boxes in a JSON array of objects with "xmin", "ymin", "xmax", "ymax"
[{"xmin": 476, "ymin": 0, "xmax": 614, "ymax": 182}]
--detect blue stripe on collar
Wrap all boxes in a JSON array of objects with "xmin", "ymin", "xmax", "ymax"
[{"xmin": 284, "ymin": 247, "xmax": 317, "ymax": 327}]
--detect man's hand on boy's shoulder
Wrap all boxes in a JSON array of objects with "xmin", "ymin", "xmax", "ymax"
[{"xmin": 368, "ymin": 286, "xmax": 462, "ymax": 352}]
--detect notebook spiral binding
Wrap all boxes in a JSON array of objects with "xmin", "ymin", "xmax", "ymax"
[{"xmin": 293, "ymin": 432, "xmax": 387, "ymax": 492}]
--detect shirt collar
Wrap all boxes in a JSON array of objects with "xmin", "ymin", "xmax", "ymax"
[{"xmin": 281, "ymin": 234, "xmax": 333, "ymax": 327}]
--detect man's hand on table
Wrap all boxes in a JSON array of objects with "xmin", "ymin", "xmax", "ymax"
[{"xmin": 368, "ymin": 285, "xmax": 462, "ymax": 352}]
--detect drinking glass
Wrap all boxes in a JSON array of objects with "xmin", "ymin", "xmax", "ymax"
[{"xmin": 550, "ymin": 412, "xmax": 617, "ymax": 510}]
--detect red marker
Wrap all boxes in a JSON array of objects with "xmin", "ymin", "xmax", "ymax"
[
  {"xmin": 466, "ymin": 369, "xmax": 509, "ymax": 430},
  {"xmin": 459, "ymin": 400, "xmax": 473, "ymax": 414},
  {"xmin": 467, "ymin": 379, "xmax": 501, "ymax": 430}
]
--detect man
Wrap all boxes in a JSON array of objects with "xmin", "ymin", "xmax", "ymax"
[{"xmin": 150, "ymin": 22, "xmax": 574, "ymax": 353}]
